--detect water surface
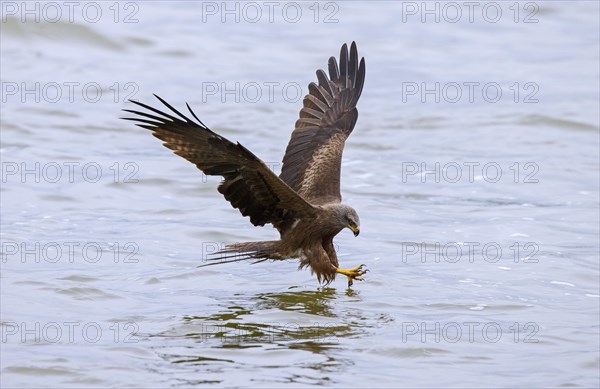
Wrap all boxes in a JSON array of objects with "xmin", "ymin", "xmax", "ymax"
[{"xmin": 1, "ymin": 2, "xmax": 599, "ymax": 388}]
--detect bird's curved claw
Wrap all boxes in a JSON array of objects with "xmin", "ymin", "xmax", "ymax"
[{"xmin": 336, "ymin": 264, "xmax": 368, "ymax": 287}]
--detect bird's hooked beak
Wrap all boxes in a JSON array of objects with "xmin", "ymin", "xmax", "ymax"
[{"xmin": 349, "ymin": 225, "xmax": 360, "ymax": 237}]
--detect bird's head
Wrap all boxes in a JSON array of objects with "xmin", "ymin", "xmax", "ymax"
[{"xmin": 333, "ymin": 205, "xmax": 360, "ymax": 237}]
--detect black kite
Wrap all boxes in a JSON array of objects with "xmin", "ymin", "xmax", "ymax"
[{"xmin": 123, "ymin": 42, "xmax": 367, "ymax": 286}]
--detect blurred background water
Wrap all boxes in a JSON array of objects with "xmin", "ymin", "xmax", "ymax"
[{"xmin": 1, "ymin": 1, "xmax": 599, "ymax": 388}]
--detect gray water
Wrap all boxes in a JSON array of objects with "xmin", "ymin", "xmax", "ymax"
[{"xmin": 1, "ymin": 1, "xmax": 599, "ymax": 388}]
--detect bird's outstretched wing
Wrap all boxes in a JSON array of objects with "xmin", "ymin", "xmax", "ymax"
[
  {"xmin": 123, "ymin": 95, "xmax": 315, "ymax": 231},
  {"xmin": 279, "ymin": 41, "xmax": 366, "ymax": 205}
]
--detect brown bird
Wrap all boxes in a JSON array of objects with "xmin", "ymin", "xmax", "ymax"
[{"xmin": 123, "ymin": 42, "xmax": 367, "ymax": 286}]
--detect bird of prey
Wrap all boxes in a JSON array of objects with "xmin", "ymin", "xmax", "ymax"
[{"xmin": 123, "ymin": 42, "xmax": 367, "ymax": 287}]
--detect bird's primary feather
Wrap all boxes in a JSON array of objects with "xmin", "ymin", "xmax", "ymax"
[{"xmin": 279, "ymin": 42, "xmax": 366, "ymax": 205}]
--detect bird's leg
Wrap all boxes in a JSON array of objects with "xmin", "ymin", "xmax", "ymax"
[{"xmin": 336, "ymin": 264, "xmax": 368, "ymax": 287}]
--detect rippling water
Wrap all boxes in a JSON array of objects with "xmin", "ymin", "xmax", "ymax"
[{"xmin": 1, "ymin": 1, "xmax": 599, "ymax": 388}]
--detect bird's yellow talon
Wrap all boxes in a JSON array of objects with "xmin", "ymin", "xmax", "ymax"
[{"xmin": 336, "ymin": 264, "xmax": 368, "ymax": 287}]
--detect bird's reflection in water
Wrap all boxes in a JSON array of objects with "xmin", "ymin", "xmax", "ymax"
[
  {"xmin": 254, "ymin": 287, "xmax": 340, "ymax": 317},
  {"xmin": 161, "ymin": 288, "xmax": 367, "ymax": 356}
]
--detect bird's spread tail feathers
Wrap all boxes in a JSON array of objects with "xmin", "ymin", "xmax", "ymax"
[{"xmin": 198, "ymin": 241, "xmax": 281, "ymax": 267}]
